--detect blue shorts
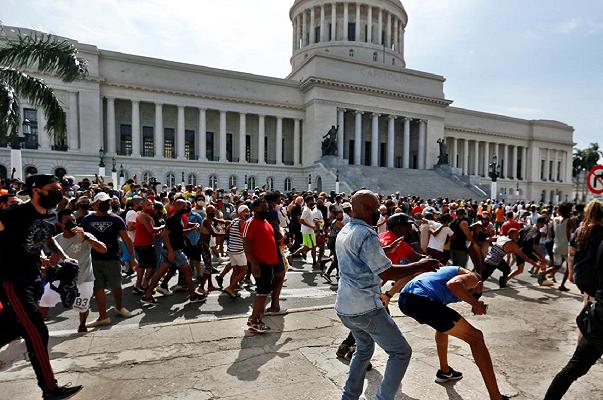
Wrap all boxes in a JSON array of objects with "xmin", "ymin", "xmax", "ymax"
[{"xmin": 161, "ymin": 248, "xmax": 188, "ymax": 268}]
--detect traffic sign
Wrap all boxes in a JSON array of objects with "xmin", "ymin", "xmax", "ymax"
[{"xmin": 587, "ymin": 165, "xmax": 603, "ymax": 195}]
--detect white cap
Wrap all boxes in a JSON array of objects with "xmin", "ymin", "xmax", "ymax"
[
  {"xmin": 342, "ymin": 202, "xmax": 352, "ymax": 209},
  {"xmin": 93, "ymin": 192, "xmax": 111, "ymax": 203},
  {"xmin": 237, "ymin": 204, "xmax": 250, "ymax": 214}
]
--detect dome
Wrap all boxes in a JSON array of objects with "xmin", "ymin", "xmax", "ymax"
[{"xmin": 289, "ymin": 0, "xmax": 408, "ymax": 71}]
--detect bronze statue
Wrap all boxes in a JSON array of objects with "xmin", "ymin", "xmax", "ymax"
[
  {"xmin": 322, "ymin": 125, "xmax": 339, "ymax": 156},
  {"xmin": 437, "ymin": 138, "xmax": 449, "ymax": 165}
]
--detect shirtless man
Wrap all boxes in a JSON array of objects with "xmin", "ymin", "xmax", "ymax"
[{"xmin": 196, "ymin": 205, "xmax": 227, "ymax": 294}]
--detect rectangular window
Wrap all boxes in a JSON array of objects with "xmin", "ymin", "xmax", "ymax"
[
  {"xmin": 185, "ymin": 129, "xmax": 195, "ymax": 160},
  {"xmin": 226, "ymin": 133, "xmax": 233, "ymax": 162},
  {"xmin": 348, "ymin": 23, "xmax": 356, "ymax": 41},
  {"xmin": 164, "ymin": 128, "xmax": 175, "ymax": 159},
  {"xmin": 557, "ymin": 161, "xmax": 562, "ymax": 182},
  {"xmin": 120, "ymin": 124, "xmax": 132, "ymax": 156},
  {"xmin": 540, "ymin": 160, "xmax": 546, "ymax": 180},
  {"xmin": 264, "ymin": 136, "xmax": 268, "ymax": 162},
  {"xmin": 206, "ymin": 132, "xmax": 215, "ymax": 161},
  {"xmin": 315, "ymin": 27, "xmax": 320, "ymax": 43},
  {"xmin": 364, "ymin": 25, "xmax": 368, "ymax": 42},
  {"xmin": 349, "ymin": 140, "xmax": 355, "ymax": 165},
  {"xmin": 549, "ymin": 160, "xmax": 554, "ymax": 181},
  {"xmin": 142, "ymin": 126, "xmax": 154, "ymax": 157},
  {"xmin": 364, "ymin": 141, "xmax": 371, "ymax": 166},
  {"xmin": 23, "ymin": 108, "xmax": 39, "ymax": 149},
  {"xmin": 517, "ymin": 159, "xmax": 522, "ymax": 180},
  {"xmin": 380, "ymin": 143, "xmax": 387, "ymax": 167},
  {"xmin": 328, "ymin": 23, "xmax": 332, "ymax": 40},
  {"xmin": 245, "ymin": 134, "xmax": 251, "ymax": 162}
]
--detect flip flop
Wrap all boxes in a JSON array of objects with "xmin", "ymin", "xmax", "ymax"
[{"xmin": 265, "ymin": 308, "xmax": 288, "ymax": 316}]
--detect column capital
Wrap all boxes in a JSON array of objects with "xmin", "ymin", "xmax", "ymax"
[
  {"xmin": 388, "ymin": 115, "xmax": 397, "ymax": 120},
  {"xmin": 105, "ymin": 96, "xmax": 115, "ymax": 101},
  {"xmin": 403, "ymin": 117, "xmax": 412, "ymax": 123},
  {"xmin": 337, "ymin": 107, "xmax": 347, "ymax": 112},
  {"xmin": 131, "ymin": 99, "xmax": 140, "ymax": 105},
  {"xmin": 154, "ymin": 102, "xmax": 163, "ymax": 108},
  {"xmin": 198, "ymin": 107, "xmax": 207, "ymax": 112},
  {"xmin": 354, "ymin": 110, "xmax": 364, "ymax": 115},
  {"xmin": 371, "ymin": 113, "xmax": 381, "ymax": 118}
]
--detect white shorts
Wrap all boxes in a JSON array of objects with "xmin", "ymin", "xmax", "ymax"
[
  {"xmin": 229, "ymin": 252, "xmax": 247, "ymax": 266},
  {"xmin": 210, "ymin": 236, "xmax": 217, "ymax": 247},
  {"xmin": 39, "ymin": 281, "xmax": 94, "ymax": 313}
]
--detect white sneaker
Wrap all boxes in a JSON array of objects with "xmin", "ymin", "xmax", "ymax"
[
  {"xmin": 156, "ymin": 287, "xmax": 172, "ymax": 296},
  {"xmin": 116, "ymin": 307, "xmax": 132, "ymax": 318},
  {"xmin": 540, "ymin": 278, "xmax": 555, "ymax": 287}
]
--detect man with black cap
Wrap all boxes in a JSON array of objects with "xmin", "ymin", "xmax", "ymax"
[{"xmin": 0, "ymin": 174, "xmax": 83, "ymax": 399}]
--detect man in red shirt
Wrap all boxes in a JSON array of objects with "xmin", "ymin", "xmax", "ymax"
[
  {"xmin": 243, "ymin": 196, "xmax": 279, "ymax": 333},
  {"xmin": 500, "ymin": 212, "xmax": 521, "ymax": 236}
]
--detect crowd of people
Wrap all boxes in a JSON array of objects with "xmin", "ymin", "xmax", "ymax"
[{"xmin": 0, "ymin": 172, "xmax": 601, "ymax": 400}]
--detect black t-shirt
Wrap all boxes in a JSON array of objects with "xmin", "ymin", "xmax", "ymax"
[
  {"xmin": 571, "ymin": 225, "xmax": 603, "ymax": 297},
  {"xmin": 290, "ymin": 205, "xmax": 302, "ymax": 231},
  {"xmin": 0, "ymin": 202, "xmax": 57, "ymax": 282},
  {"xmin": 518, "ymin": 226, "xmax": 540, "ymax": 255},
  {"xmin": 165, "ymin": 214, "xmax": 185, "ymax": 250},
  {"xmin": 450, "ymin": 219, "xmax": 468, "ymax": 250},
  {"xmin": 82, "ymin": 212, "xmax": 127, "ymax": 260}
]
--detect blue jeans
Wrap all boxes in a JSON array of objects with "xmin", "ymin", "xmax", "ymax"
[{"xmin": 338, "ymin": 308, "xmax": 412, "ymax": 400}]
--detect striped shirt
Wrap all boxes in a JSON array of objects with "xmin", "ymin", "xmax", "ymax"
[
  {"xmin": 485, "ymin": 236, "xmax": 513, "ymax": 266},
  {"xmin": 227, "ymin": 218, "xmax": 245, "ymax": 254}
]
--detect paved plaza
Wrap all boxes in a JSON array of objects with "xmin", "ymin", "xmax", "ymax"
[{"xmin": 1, "ymin": 264, "xmax": 601, "ymax": 400}]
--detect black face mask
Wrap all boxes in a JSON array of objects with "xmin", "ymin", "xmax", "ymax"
[
  {"xmin": 256, "ymin": 211, "xmax": 269, "ymax": 220},
  {"xmin": 38, "ymin": 189, "xmax": 63, "ymax": 210},
  {"xmin": 63, "ymin": 221, "xmax": 76, "ymax": 232},
  {"xmin": 79, "ymin": 204, "xmax": 90, "ymax": 211},
  {"xmin": 371, "ymin": 211, "xmax": 381, "ymax": 226},
  {"xmin": 98, "ymin": 202, "xmax": 111, "ymax": 213},
  {"xmin": 111, "ymin": 205, "xmax": 120, "ymax": 212}
]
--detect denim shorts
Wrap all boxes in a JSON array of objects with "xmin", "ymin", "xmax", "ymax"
[{"xmin": 161, "ymin": 248, "xmax": 188, "ymax": 268}]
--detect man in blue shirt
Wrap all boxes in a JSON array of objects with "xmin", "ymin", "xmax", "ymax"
[
  {"xmin": 399, "ymin": 267, "xmax": 509, "ymax": 400},
  {"xmin": 335, "ymin": 190, "xmax": 439, "ymax": 400}
]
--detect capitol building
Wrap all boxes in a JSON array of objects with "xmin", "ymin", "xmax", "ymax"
[{"xmin": 0, "ymin": 0, "xmax": 574, "ymax": 202}]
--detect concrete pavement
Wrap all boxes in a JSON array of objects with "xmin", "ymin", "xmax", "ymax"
[{"xmin": 2, "ymin": 281, "xmax": 602, "ymax": 399}]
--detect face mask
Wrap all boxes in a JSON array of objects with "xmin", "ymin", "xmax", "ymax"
[
  {"xmin": 98, "ymin": 202, "xmax": 111, "ymax": 213},
  {"xmin": 256, "ymin": 211, "xmax": 269, "ymax": 220},
  {"xmin": 79, "ymin": 204, "xmax": 90, "ymax": 211},
  {"xmin": 111, "ymin": 205, "xmax": 120, "ymax": 212},
  {"xmin": 243, "ymin": 214, "xmax": 251, "ymax": 220},
  {"xmin": 63, "ymin": 221, "xmax": 76, "ymax": 232},
  {"xmin": 38, "ymin": 189, "xmax": 63, "ymax": 210},
  {"xmin": 371, "ymin": 211, "xmax": 381, "ymax": 226}
]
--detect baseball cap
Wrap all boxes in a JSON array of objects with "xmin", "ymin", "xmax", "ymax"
[
  {"xmin": 93, "ymin": 192, "xmax": 111, "ymax": 203},
  {"xmin": 21, "ymin": 174, "xmax": 59, "ymax": 195},
  {"xmin": 387, "ymin": 213, "xmax": 414, "ymax": 229},
  {"xmin": 342, "ymin": 202, "xmax": 352, "ymax": 209},
  {"xmin": 237, "ymin": 204, "xmax": 250, "ymax": 214}
]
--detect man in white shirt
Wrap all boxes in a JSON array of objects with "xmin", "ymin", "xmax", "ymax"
[
  {"xmin": 292, "ymin": 195, "xmax": 319, "ymax": 266},
  {"xmin": 426, "ymin": 213, "xmax": 454, "ymax": 264}
]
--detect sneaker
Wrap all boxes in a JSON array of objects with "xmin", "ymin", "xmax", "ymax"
[
  {"xmin": 85, "ymin": 317, "xmax": 111, "ymax": 328},
  {"xmin": 558, "ymin": 285, "xmax": 570, "ymax": 292},
  {"xmin": 435, "ymin": 367, "xmax": 464, "ymax": 383},
  {"xmin": 116, "ymin": 307, "xmax": 132, "ymax": 318},
  {"xmin": 216, "ymin": 275, "xmax": 224, "ymax": 289},
  {"xmin": 141, "ymin": 296, "xmax": 158, "ymax": 305},
  {"xmin": 248, "ymin": 321, "xmax": 269, "ymax": 333},
  {"xmin": 173, "ymin": 285, "xmax": 187, "ymax": 293},
  {"xmin": 344, "ymin": 346, "xmax": 356, "ymax": 361},
  {"xmin": 132, "ymin": 287, "xmax": 145, "ymax": 296},
  {"xmin": 498, "ymin": 276, "xmax": 508, "ymax": 289},
  {"xmin": 321, "ymin": 273, "xmax": 333, "ymax": 284},
  {"xmin": 156, "ymin": 286, "xmax": 172, "ymax": 296},
  {"xmin": 540, "ymin": 278, "xmax": 555, "ymax": 287},
  {"xmin": 189, "ymin": 294, "xmax": 206, "ymax": 304},
  {"xmin": 43, "ymin": 384, "xmax": 83, "ymax": 400},
  {"xmin": 257, "ymin": 319, "xmax": 271, "ymax": 331},
  {"xmin": 336, "ymin": 344, "xmax": 350, "ymax": 359}
]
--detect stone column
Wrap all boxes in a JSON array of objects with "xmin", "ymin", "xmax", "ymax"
[
  {"xmin": 473, "ymin": 140, "xmax": 479, "ymax": 176},
  {"xmin": 400, "ymin": 28, "xmax": 404, "ymax": 55},
  {"xmin": 276, "ymin": 117, "xmax": 283, "ymax": 165},
  {"xmin": 387, "ymin": 115, "xmax": 395, "ymax": 168},
  {"xmin": 105, "ymin": 97, "xmax": 116, "ymax": 155},
  {"xmin": 386, "ymin": 12, "xmax": 392, "ymax": 48},
  {"xmin": 310, "ymin": 6, "xmax": 316, "ymax": 44},
  {"xmin": 343, "ymin": 3, "xmax": 349, "ymax": 40},
  {"xmin": 354, "ymin": 111, "xmax": 362, "ymax": 165},
  {"xmin": 371, "ymin": 113, "xmax": 379, "ymax": 167},
  {"xmin": 198, "ymin": 108, "xmax": 207, "ymax": 162},
  {"xmin": 522, "ymin": 146, "xmax": 528, "ymax": 180},
  {"xmin": 302, "ymin": 10, "xmax": 307, "ymax": 46},
  {"xmin": 550, "ymin": 149, "xmax": 557, "ymax": 181},
  {"xmin": 502, "ymin": 144, "xmax": 508, "ymax": 179},
  {"xmin": 176, "ymin": 105, "xmax": 185, "ymax": 159},
  {"xmin": 239, "ymin": 113, "xmax": 247, "ymax": 163},
  {"xmin": 418, "ymin": 120, "xmax": 426, "ymax": 169},
  {"xmin": 483, "ymin": 142, "xmax": 489, "ymax": 177},
  {"xmin": 378, "ymin": 8, "xmax": 383, "ymax": 45},
  {"xmin": 131, "ymin": 100, "xmax": 140, "ymax": 157},
  {"xmin": 463, "ymin": 139, "xmax": 469, "ymax": 175},
  {"xmin": 154, "ymin": 103, "xmax": 163, "ymax": 158},
  {"xmin": 292, "ymin": 15, "xmax": 297, "ymax": 51},
  {"xmin": 393, "ymin": 17, "xmax": 399, "ymax": 50},
  {"xmin": 293, "ymin": 119, "xmax": 301, "ymax": 165},
  {"xmin": 367, "ymin": 5, "xmax": 373, "ymax": 43},
  {"xmin": 38, "ymin": 109, "xmax": 50, "ymax": 150},
  {"xmin": 494, "ymin": 143, "xmax": 499, "ymax": 165},
  {"xmin": 402, "ymin": 117, "xmax": 410, "ymax": 168},
  {"xmin": 67, "ymin": 91, "xmax": 79, "ymax": 150},
  {"xmin": 451, "ymin": 137, "xmax": 458, "ymax": 169},
  {"xmin": 355, "ymin": 3, "xmax": 361, "ymax": 41},
  {"xmin": 296, "ymin": 14, "xmax": 302, "ymax": 48},
  {"xmin": 512, "ymin": 145, "xmax": 518, "ymax": 179},
  {"xmin": 258, "ymin": 115, "xmax": 266, "ymax": 164},
  {"xmin": 331, "ymin": 3, "xmax": 337, "ymax": 41},
  {"xmin": 320, "ymin": 5, "xmax": 326, "ymax": 42},
  {"xmin": 337, "ymin": 108, "xmax": 345, "ymax": 158},
  {"xmin": 219, "ymin": 110, "xmax": 227, "ymax": 162}
]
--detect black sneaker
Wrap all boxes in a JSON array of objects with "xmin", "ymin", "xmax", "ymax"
[
  {"xmin": 499, "ymin": 276, "xmax": 508, "ymax": 288},
  {"xmin": 216, "ymin": 275, "xmax": 224, "ymax": 289},
  {"xmin": 435, "ymin": 367, "xmax": 463, "ymax": 383},
  {"xmin": 336, "ymin": 344, "xmax": 349, "ymax": 359},
  {"xmin": 43, "ymin": 384, "xmax": 83, "ymax": 400},
  {"xmin": 132, "ymin": 287, "xmax": 145, "ymax": 296},
  {"xmin": 141, "ymin": 296, "xmax": 158, "ymax": 305}
]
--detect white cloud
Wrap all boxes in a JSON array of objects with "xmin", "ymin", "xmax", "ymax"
[{"xmin": 556, "ymin": 16, "xmax": 603, "ymax": 36}]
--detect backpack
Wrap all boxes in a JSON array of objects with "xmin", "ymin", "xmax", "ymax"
[{"xmin": 46, "ymin": 259, "xmax": 80, "ymax": 308}]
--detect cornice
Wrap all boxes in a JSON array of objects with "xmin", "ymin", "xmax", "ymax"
[
  {"xmin": 300, "ymin": 77, "xmax": 453, "ymax": 107},
  {"xmin": 445, "ymin": 126, "xmax": 574, "ymax": 147},
  {"xmin": 448, "ymin": 106, "xmax": 573, "ymax": 131},
  {"xmin": 306, "ymin": 98, "xmax": 446, "ymax": 121}
]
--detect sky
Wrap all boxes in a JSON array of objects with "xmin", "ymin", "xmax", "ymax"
[{"xmin": 2, "ymin": 0, "xmax": 601, "ymax": 149}]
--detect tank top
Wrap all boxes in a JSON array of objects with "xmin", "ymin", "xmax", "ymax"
[
  {"xmin": 134, "ymin": 215, "xmax": 154, "ymax": 247},
  {"xmin": 485, "ymin": 236, "xmax": 513, "ymax": 266},
  {"xmin": 552, "ymin": 217, "xmax": 569, "ymax": 254},
  {"xmin": 450, "ymin": 219, "xmax": 467, "ymax": 250}
]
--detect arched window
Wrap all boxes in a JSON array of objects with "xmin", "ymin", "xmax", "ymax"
[
  {"xmin": 25, "ymin": 166, "xmax": 38, "ymax": 177},
  {"xmin": 315, "ymin": 175, "xmax": 322, "ymax": 192},
  {"xmin": 166, "ymin": 172, "xmax": 176, "ymax": 188},
  {"xmin": 209, "ymin": 175, "xmax": 218, "ymax": 189},
  {"xmin": 266, "ymin": 177, "xmax": 274, "ymax": 191},
  {"xmin": 229, "ymin": 175, "xmax": 237, "ymax": 189},
  {"xmin": 373, "ymin": 52, "xmax": 378, "ymax": 62},
  {"xmin": 54, "ymin": 167, "xmax": 67, "ymax": 179},
  {"xmin": 0, "ymin": 164, "xmax": 7, "ymax": 179},
  {"xmin": 349, "ymin": 49, "xmax": 354, "ymax": 57},
  {"xmin": 247, "ymin": 176, "xmax": 256, "ymax": 190},
  {"xmin": 188, "ymin": 173, "xmax": 197, "ymax": 186},
  {"xmin": 284, "ymin": 177, "xmax": 292, "ymax": 192},
  {"xmin": 142, "ymin": 171, "xmax": 153, "ymax": 183}
]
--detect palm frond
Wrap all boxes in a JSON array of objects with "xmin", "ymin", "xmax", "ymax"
[
  {"xmin": 0, "ymin": 82, "xmax": 20, "ymax": 136},
  {"xmin": 0, "ymin": 67, "xmax": 66, "ymax": 140},
  {"xmin": 0, "ymin": 32, "xmax": 88, "ymax": 82}
]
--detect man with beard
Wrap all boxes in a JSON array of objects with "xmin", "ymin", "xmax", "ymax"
[{"xmin": 0, "ymin": 174, "xmax": 83, "ymax": 399}]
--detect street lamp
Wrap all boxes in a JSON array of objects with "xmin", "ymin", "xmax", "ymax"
[
  {"xmin": 308, "ymin": 174, "xmax": 312, "ymax": 192},
  {"xmin": 515, "ymin": 182, "xmax": 520, "ymax": 198},
  {"xmin": 8, "ymin": 119, "xmax": 31, "ymax": 181},
  {"xmin": 181, "ymin": 171, "xmax": 185, "ymax": 188},
  {"xmin": 98, "ymin": 148, "xmax": 106, "ymax": 178},
  {"xmin": 119, "ymin": 164, "xmax": 125, "ymax": 187},
  {"xmin": 335, "ymin": 169, "xmax": 340, "ymax": 194},
  {"xmin": 111, "ymin": 157, "xmax": 118, "ymax": 188},
  {"xmin": 489, "ymin": 155, "xmax": 501, "ymax": 201}
]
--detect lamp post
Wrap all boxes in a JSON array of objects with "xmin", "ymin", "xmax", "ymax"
[
  {"xmin": 488, "ymin": 155, "xmax": 501, "ymax": 201},
  {"xmin": 181, "ymin": 171, "xmax": 185, "ymax": 188},
  {"xmin": 8, "ymin": 119, "xmax": 31, "ymax": 181},
  {"xmin": 307, "ymin": 174, "xmax": 312, "ymax": 192},
  {"xmin": 98, "ymin": 148, "xmax": 106, "ymax": 179},
  {"xmin": 244, "ymin": 174, "xmax": 248, "ymax": 190},
  {"xmin": 515, "ymin": 182, "xmax": 520, "ymax": 199},
  {"xmin": 111, "ymin": 157, "xmax": 118, "ymax": 188},
  {"xmin": 119, "ymin": 164, "xmax": 125, "ymax": 187},
  {"xmin": 335, "ymin": 170, "xmax": 340, "ymax": 194}
]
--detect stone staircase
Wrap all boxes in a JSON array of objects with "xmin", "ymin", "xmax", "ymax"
[{"xmin": 317, "ymin": 156, "xmax": 488, "ymax": 199}]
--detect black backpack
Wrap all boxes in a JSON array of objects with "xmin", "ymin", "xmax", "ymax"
[{"xmin": 46, "ymin": 259, "xmax": 80, "ymax": 308}]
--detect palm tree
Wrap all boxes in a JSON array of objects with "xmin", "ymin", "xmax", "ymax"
[{"xmin": 0, "ymin": 27, "xmax": 88, "ymax": 146}]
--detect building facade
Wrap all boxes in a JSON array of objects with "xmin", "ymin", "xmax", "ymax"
[{"xmin": 0, "ymin": 0, "xmax": 574, "ymax": 202}]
